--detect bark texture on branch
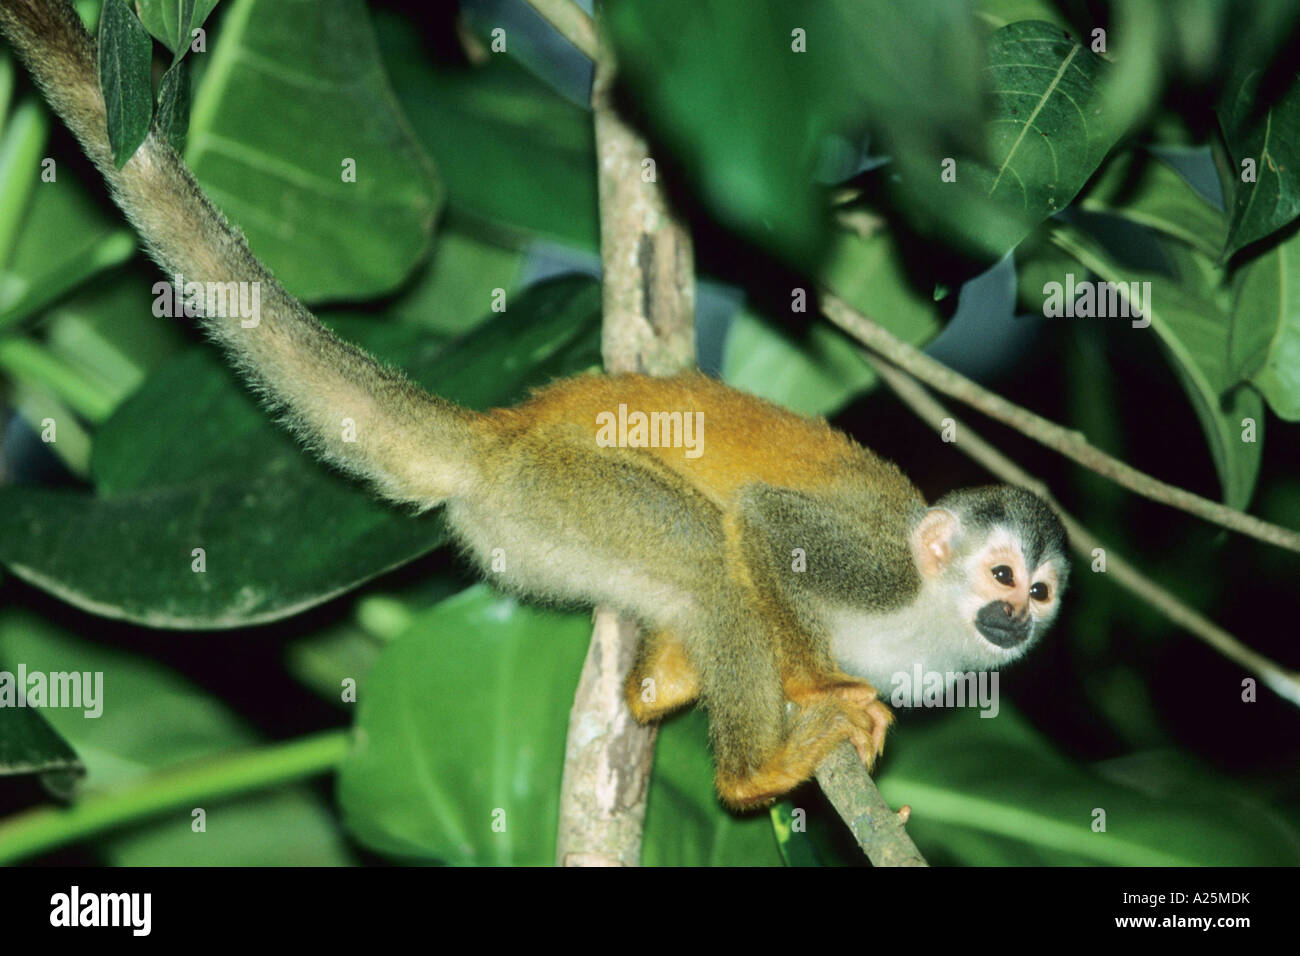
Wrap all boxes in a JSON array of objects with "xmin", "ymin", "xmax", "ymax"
[{"xmin": 556, "ymin": 3, "xmax": 696, "ymax": 866}]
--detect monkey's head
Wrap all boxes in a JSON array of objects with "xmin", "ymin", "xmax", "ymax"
[{"xmin": 911, "ymin": 485, "xmax": 1070, "ymax": 670}]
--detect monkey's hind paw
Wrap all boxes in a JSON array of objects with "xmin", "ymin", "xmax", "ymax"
[{"xmin": 844, "ymin": 697, "xmax": 893, "ymax": 769}]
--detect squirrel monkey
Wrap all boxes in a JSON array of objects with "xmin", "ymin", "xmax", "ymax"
[{"xmin": 1, "ymin": 0, "xmax": 1069, "ymax": 808}]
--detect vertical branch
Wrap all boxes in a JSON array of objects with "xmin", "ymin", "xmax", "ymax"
[{"xmin": 556, "ymin": 2, "xmax": 696, "ymax": 867}]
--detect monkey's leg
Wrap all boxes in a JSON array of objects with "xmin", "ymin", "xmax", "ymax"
[
  {"xmin": 714, "ymin": 692, "xmax": 893, "ymax": 809},
  {"xmin": 782, "ymin": 667, "xmax": 894, "ymax": 768},
  {"xmin": 626, "ymin": 629, "xmax": 701, "ymax": 722},
  {"xmin": 688, "ymin": 603, "xmax": 844, "ymax": 808}
]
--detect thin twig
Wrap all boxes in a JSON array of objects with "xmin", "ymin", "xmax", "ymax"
[
  {"xmin": 815, "ymin": 743, "xmax": 927, "ymax": 866},
  {"xmin": 821, "ymin": 293, "xmax": 1300, "ymax": 555},
  {"xmin": 863, "ymin": 353, "xmax": 1300, "ymax": 708},
  {"xmin": 519, "ymin": 0, "xmax": 598, "ymax": 60}
]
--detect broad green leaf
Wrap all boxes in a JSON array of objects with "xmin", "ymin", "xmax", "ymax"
[
  {"xmin": 0, "ymin": 277, "xmax": 602, "ymax": 626},
  {"xmin": 0, "ymin": 162, "xmax": 136, "ymax": 332},
  {"xmin": 27, "ymin": 270, "xmax": 187, "ymax": 397},
  {"xmin": 0, "ymin": 681, "xmax": 82, "ymax": 780},
  {"xmin": 138, "ymin": 0, "xmax": 219, "ymax": 56},
  {"xmin": 285, "ymin": 575, "xmax": 467, "ymax": 705},
  {"xmin": 98, "ymin": 0, "xmax": 154, "ymax": 169},
  {"xmin": 338, "ymin": 585, "xmax": 591, "ymax": 865},
  {"xmin": 820, "ymin": 229, "xmax": 946, "ymax": 344},
  {"xmin": 0, "ymin": 52, "xmax": 12, "ymax": 127},
  {"xmin": 962, "ymin": 21, "xmax": 1118, "ymax": 252},
  {"xmin": 339, "ymin": 585, "xmax": 782, "ymax": 866},
  {"xmin": 878, "ymin": 706, "xmax": 1299, "ymax": 865},
  {"xmin": 642, "ymin": 707, "xmax": 784, "ymax": 866},
  {"xmin": 186, "ymin": 0, "xmax": 441, "ymax": 300},
  {"xmin": 723, "ymin": 310, "xmax": 875, "ymax": 417},
  {"xmin": 975, "ymin": 0, "xmax": 1069, "ymax": 29},
  {"xmin": 0, "ymin": 99, "xmax": 49, "ymax": 273},
  {"xmin": 608, "ymin": 1, "xmax": 845, "ymax": 267},
  {"xmin": 0, "ymin": 608, "xmax": 353, "ymax": 865},
  {"xmin": 1229, "ymin": 226, "xmax": 1300, "ymax": 420},
  {"xmin": 154, "ymin": 59, "xmax": 191, "ymax": 153},
  {"xmin": 724, "ymin": 229, "xmax": 943, "ymax": 415},
  {"xmin": 1053, "ymin": 227, "xmax": 1263, "ymax": 509},
  {"xmin": 376, "ymin": 14, "xmax": 597, "ymax": 250},
  {"xmin": 389, "ymin": 221, "xmax": 526, "ymax": 336},
  {"xmin": 1216, "ymin": 68, "xmax": 1300, "ymax": 257},
  {"xmin": 1080, "ymin": 150, "xmax": 1227, "ymax": 259}
]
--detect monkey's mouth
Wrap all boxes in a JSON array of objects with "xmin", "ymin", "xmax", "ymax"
[{"xmin": 975, "ymin": 602, "xmax": 1032, "ymax": 648}]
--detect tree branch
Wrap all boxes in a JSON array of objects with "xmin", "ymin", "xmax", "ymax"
[
  {"xmin": 861, "ymin": 352, "xmax": 1300, "ymax": 708},
  {"xmin": 821, "ymin": 293, "xmax": 1300, "ymax": 555},
  {"xmin": 815, "ymin": 743, "xmax": 927, "ymax": 866},
  {"xmin": 555, "ymin": 3, "xmax": 695, "ymax": 867}
]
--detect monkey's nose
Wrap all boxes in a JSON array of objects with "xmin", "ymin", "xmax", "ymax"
[
  {"xmin": 976, "ymin": 600, "xmax": 1032, "ymax": 647},
  {"xmin": 999, "ymin": 601, "xmax": 1028, "ymax": 622}
]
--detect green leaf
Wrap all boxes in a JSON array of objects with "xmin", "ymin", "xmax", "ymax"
[
  {"xmin": 98, "ymin": 0, "xmax": 155, "ymax": 169},
  {"xmin": 642, "ymin": 708, "xmax": 784, "ymax": 866},
  {"xmin": 138, "ymin": 0, "xmax": 219, "ymax": 57},
  {"xmin": 724, "ymin": 229, "xmax": 943, "ymax": 415},
  {"xmin": 961, "ymin": 20, "xmax": 1118, "ymax": 253},
  {"xmin": 0, "ymin": 683, "xmax": 82, "ymax": 780},
  {"xmin": 338, "ymin": 585, "xmax": 591, "ymax": 865},
  {"xmin": 186, "ymin": 0, "xmax": 441, "ymax": 300},
  {"xmin": 1216, "ymin": 68, "xmax": 1300, "ymax": 257},
  {"xmin": 0, "ymin": 156, "xmax": 136, "ymax": 333},
  {"xmin": 388, "ymin": 221, "xmax": 526, "ymax": 336},
  {"xmin": 1053, "ymin": 227, "xmax": 1263, "ymax": 509},
  {"xmin": 339, "ymin": 586, "xmax": 784, "ymax": 866},
  {"xmin": 154, "ymin": 59, "xmax": 191, "ymax": 153},
  {"xmin": 0, "ymin": 98, "xmax": 49, "ymax": 274},
  {"xmin": 0, "ymin": 608, "xmax": 353, "ymax": 865},
  {"xmin": 723, "ymin": 309, "xmax": 875, "ymax": 417},
  {"xmin": 1229, "ymin": 226, "xmax": 1300, "ymax": 420},
  {"xmin": 1080, "ymin": 150, "xmax": 1227, "ymax": 259},
  {"xmin": 879, "ymin": 706, "xmax": 1300, "ymax": 865},
  {"xmin": 376, "ymin": 15, "xmax": 598, "ymax": 251},
  {"xmin": 976, "ymin": 0, "xmax": 1070, "ymax": 29},
  {"xmin": 607, "ymin": 0, "xmax": 849, "ymax": 267},
  {"xmin": 0, "ymin": 277, "xmax": 602, "ymax": 627}
]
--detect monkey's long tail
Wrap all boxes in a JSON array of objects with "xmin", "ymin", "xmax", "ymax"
[{"xmin": 0, "ymin": 0, "xmax": 477, "ymax": 506}]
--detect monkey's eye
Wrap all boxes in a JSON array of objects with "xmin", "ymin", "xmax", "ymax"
[
  {"xmin": 1030, "ymin": 582, "xmax": 1049, "ymax": 602},
  {"xmin": 991, "ymin": 565, "xmax": 1015, "ymax": 587}
]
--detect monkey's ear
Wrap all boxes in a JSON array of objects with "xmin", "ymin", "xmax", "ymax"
[{"xmin": 911, "ymin": 508, "xmax": 960, "ymax": 578}]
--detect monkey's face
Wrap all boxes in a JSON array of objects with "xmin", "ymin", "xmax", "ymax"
[
  {"xmin": 948, "ymin": 526, "xmax": 1066, "ymax": 668},
  {"xmin": 912, "ymin": 508, "xmax": 1068, "ymax": 672}
]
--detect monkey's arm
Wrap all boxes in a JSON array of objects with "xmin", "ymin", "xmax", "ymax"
[{"xmin": 0, "ymin": 0, "xmax": 473, "ymax": 506}]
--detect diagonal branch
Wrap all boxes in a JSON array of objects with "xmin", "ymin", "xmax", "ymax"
[
  {"xmin": 861, "ymin": 351, "xmax": 1300, "ymax": 709},
  {"xmin": 815, "ymin": 743, "xmax": 927, "ymax": 866},
  {"xmin": 821, "ymin": 292, "xmax": 1300, "ymax": 555}
]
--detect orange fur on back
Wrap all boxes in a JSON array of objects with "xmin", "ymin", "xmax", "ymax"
[{"xmin": 486, "ymin": 372, "xmax": 885, "ymax": 506}]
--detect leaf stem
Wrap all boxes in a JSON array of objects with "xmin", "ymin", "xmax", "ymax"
[
  {"xmin": 0, "ymin": 98, "xmax": 50, "ymax": 271},
  {"xmin": 0, "ymin": 729, "xmax": 350, "ymax": 864},
  {"xmin": 0, "ymin": 337, "xmax": 116, "ymax": 423}
]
